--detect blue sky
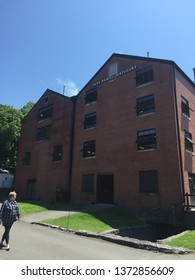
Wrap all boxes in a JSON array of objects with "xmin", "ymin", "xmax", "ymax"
[{"xmin": 1, "ymin": 0, "xmax": 195, "ymax": 108}]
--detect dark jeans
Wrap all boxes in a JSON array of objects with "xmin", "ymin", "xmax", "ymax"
[{"xmin": 1, "ymin": 225, "xmax": 12, "ymax": 244}]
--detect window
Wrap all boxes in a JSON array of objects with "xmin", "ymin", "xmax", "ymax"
[
  {"xmin": 139, "ymin": 170, "xmax": 158, "ymax": 193},
  {"xmin": 52, "ymin": 145, "xmax": 62, "ymax": 162},
  {"xmin": 44, "ymin": 96, "xmax": 49, "ymax": 104},
  {"xmin": 188, "ymin": 173, "xmax": 195, "ymax": 206},
  {"xmin": 85, "ymin": 88, "xmax": 97, "ymax": 105},
  {"xmin": 38, "ymin": 105, "xmax": 53, "ymax": 121},
  {"xmin": 181, "ymin": 96, "xmax": 190, "ymax": 118},
  {"xmin": 137, "ymin": 129, "xmax": 156, "ymax": 151},
  {"xmin": 23, "ymin": 152, "xmax": 31, "ymax": 166},
  {"xmin": 84, "ymin": 112, "xmax": 96, "ymax": 129},
  {"xmin": 36, "ymin": 125, "xmax": 51, "ymax": 141},
  {"xmin": 185, "ymin": 130, "xmax": 194, "ymax": 153},
  {"xmin": 82, "ymin": 174, "xmax": 94, "ymax": 192},
  {"xmin": 136, "ymin": 65, "xmax": 153, "ymax": 87},
  {"xmin": 189, "ymin": 173, "xmax": 195, "ymax": 193},
  {"xmin": 136, "ymin": 94, "xmax": 155, "ymax": 116},
  {"xmin": 82, "ymin": 140, "xmax": 96, "ymax": 158},
  {"xmin": 26, "ymin": 179, "xmax": 36, "ymax": 200},
  {"xmin": 108, "ymin": 62, "xmax": 118, "ymax": 77}
]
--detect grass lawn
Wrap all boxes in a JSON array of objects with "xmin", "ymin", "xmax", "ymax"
[
  {"xmin": 17, "ymin": 201, "xmax": 195, "ymax": 248},
  {"xmin": 43, "ymin": 207, "xmax": 142, "ymax": 233},
  {"xmin": 18, "ymin": 201, "xmax": 81, "ymax": 215},
  {"xmin": 165, "ymin": 230, "xmax": 195, "ymax": 250}
]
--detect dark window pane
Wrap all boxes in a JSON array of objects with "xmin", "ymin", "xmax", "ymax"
[
  {"xmin": 52, "ymin": 145, "xmax": 62, "ymax": 162},
  {"xmin": 23, "ymin": 152, "xmax": 31, "ymax": 166},
  {"xmin": 38, "ymin": 105, "xmax": 53, "ymax": 121},
  {"xmin": 136, "ymin": 94, "xmax": 155, "ymax": 116},
  {"xmin": 85, "ymin": 88, "xmax": 97, "ymax": 104},
  {"xmin": 181, "ymin": 96, "xmax": 190, "ymax": 118},
  {"xmin": 82, "ymin": 140, "xmax": 96, "ymax": 158},
  {"xmin": 136, "ymin": 66, "xmax": 153, "ymax": 87},
  {"xmin": 36, "ymin": 125, "xmax": 51, "ymax": 141},
  {"xmin": 84, "ymin": 112, "xmax": 96, "ymax": 129},
  {"xmin": 137, "ymin": 129, "xmax": 156, "ymax": 150},
  {"xmin": 185, "ymin": 130, "xmax": 193, "ymax": 153},
  {"xmin": 82, "ymin": 174, "xmax": 94, "ymax": 192},
  {"xmin": 139, "ymin": 170, "xmax": 158, "ymax": 193}
]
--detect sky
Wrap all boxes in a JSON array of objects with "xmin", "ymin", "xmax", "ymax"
[{"xmin": 0, "ymin": 0, "xmax": 195, "ymax": 108}]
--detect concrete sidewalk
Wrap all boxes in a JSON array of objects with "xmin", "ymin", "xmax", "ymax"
[
  {"xmin": 1, "ymin": 202, "xmax": 193, "ymax": 255},
  {"xmin": 1, "ymin": 202, "xmax": 113, "ymax": 223},
  {"xmin": 20, "ymin": 203, "xmax": 113, "ymax": 223},
  {"xmin": 21, "ymin": 204, "xmax": 193, "ymax": 255},
  {"xmin": 20, "ymin": 209, "xmax": 78, "ymax": 223}
]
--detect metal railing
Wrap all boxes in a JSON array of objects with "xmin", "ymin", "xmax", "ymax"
[{"xmin": 184, "ymin": 192, "xmax": 195, "ymax": 209}]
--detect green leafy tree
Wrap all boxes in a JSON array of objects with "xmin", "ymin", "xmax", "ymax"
[
  {"xmin": 20, "ymin": 101, "xmax": 34, "ymax": 117},
  {"xmin": 0, "ymin": 102, "xmax": 34, "ymax": 171}
]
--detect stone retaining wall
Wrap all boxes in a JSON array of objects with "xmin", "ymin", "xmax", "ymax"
[{"xmin": 112, "ymin": 224, "xmax": 156, "ymax": 241}]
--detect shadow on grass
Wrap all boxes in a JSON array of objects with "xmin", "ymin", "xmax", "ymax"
[
  {"xmin": 43, "ymin": 205, "xmax": 144, "ymax": 232},
  {"xmin": 19, "ymin": 201, "xmax": 143, "ymax": 231},
  {"xmin": 84, "ymin": 207, "xmax": 143, "ymax": 229}
]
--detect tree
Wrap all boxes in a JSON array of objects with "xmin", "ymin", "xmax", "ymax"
[
  {"xmin": 20, "ymin": 101, "xmax": 34, "ymax": 117},
  {"xmin": 0, "ymin": 102, "xmax": 34, "ymax": 171}
]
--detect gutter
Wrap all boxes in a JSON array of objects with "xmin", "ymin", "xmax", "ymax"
[
  {"xmin": 67, "ymin": 96, "xmax": 76, "ymax": 202},
  {"xmin": 172, "ymin": 64, "xmax": 185, "ymax": 206}
]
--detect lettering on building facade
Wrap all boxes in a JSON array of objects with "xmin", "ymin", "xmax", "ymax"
[{"xmin": 92, "ymin": 65, "xmax": 137, "ymax": 87}]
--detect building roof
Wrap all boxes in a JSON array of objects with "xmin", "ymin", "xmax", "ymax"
[
  {"xmin": 22, "ymin": 88, "xmax": 74, "ymax": 122},
  {"xmin": 78, "ymin": 53, "xmax": 195, "ymax": 95},
  {"xmin": 23, "ymin": 53, "xmax": 195, "ymax": 120}
]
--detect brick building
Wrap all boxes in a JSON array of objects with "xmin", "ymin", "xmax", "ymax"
[
  {"xmin": 14, "ymin": 90, "xmax": 74, "ymax": 202},
  {"xmin": 15, "ymin": 54, "xmax": 195, "ymax": 224}
]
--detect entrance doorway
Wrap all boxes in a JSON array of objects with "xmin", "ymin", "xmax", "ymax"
[
  {"xmin": 96, "ymin": 174, "xmax": 114, "ymax": 204},
  {"xmin": 26, "ymin": 179, "xmax": 36, "ymax": 200}
]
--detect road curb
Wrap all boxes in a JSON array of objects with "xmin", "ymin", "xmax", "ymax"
[{"xmin": 32, "ymin": 222, "xmax": 192, "ymax": 255}]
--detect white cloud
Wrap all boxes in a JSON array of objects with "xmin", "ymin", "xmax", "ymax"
[{"xmin": 56, "ymin": 78, "xmax": 79, "ymax": 97}]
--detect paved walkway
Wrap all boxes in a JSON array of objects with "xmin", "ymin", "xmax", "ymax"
[
  {"xmin": 19, "ymin": 204, "xmax": 192, "ymax": 255},
  {"xmin": 21, "ymin": 203, "xmax": 113, "ymax": 223},
  {"xmin": 0, "ymin": 202, "xmax": 193, "ymax": 255},
  {"xmin": 0, "ymin": 203, "xmax": 113, "ymax": 223},
  {"xmin": 21, "ymin": 209, "xmax": 78, "ymax": 223}
]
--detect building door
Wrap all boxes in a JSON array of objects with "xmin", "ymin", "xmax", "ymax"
[
  {"xmin": 26, "ymin": 179, "xmax": 36, "ymax": 200},
  {"xmin": 96, "ymin": 174, "xmax": 114, "ymax": 204}
]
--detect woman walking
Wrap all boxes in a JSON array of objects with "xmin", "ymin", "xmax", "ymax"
[{"xmin": 0, "ymin": 191, "xmax": 20, "ymax": 251}]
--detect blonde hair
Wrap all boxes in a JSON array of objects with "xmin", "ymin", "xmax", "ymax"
[{"xmin": 9, "ymin": 191, "xmax": 17, "ymax": 198}]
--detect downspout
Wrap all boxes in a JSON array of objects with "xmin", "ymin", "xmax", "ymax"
[
  {"xmin": 172, "ymin": 64, "xmax": 185, "ymax": 207},
  {"xmin": 68, "ymin": 96, "xmax": 76, "ymax": 202}
]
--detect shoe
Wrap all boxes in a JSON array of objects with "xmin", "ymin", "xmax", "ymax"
[
  {"xmin": 0, "ymin": 242, "xmax": 5, "ymax": 247},
  {"xmin": 6, "ymin": 245, "xmax": 10, "ymax": 251}
]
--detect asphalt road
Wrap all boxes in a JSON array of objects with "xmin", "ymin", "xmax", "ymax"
[{"xmin": 0, "ymin": 220, "xmax": 195, "ymax": 260}]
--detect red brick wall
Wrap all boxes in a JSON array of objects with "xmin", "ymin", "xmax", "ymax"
[
  {"xmin": 175, "ymin": 69, "xmax": 195, "ymax": 196},
  {"xmin": 15, "ymin": 90, "xmax": 74, "ymax": 202},
  {"xmin": 14, "ymin": 56, "xmax": 195, "ymax": 217},
  {"xmin": 71, "ymin": 57, "xmax": 183, "ymax": 210}
]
